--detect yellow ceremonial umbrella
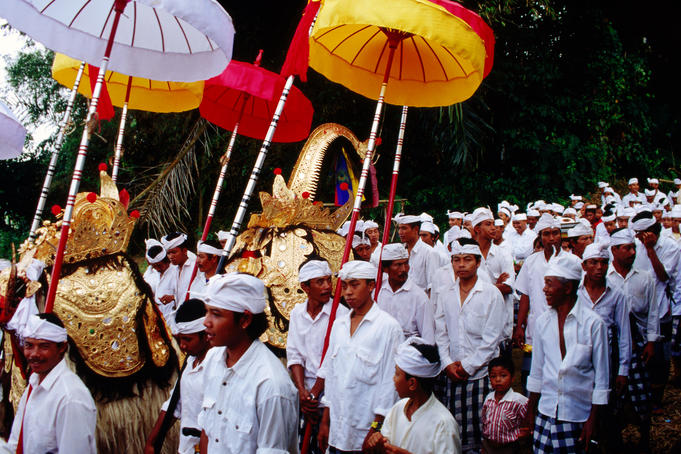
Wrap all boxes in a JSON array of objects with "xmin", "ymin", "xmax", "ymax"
[{"xmin": 52, "ymin": 53, "xmax": 204, "ymax": 181}]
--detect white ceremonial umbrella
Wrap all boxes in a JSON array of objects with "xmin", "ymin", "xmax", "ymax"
[{"xmin": 0, "ymin": 101, "xmax": 27, "ymax": 160}]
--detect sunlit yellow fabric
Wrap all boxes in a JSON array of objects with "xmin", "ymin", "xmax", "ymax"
[
  {"xmin": 310, "ymin": 0, "xmax": 487, "ymax": 107},
  {"xmin": 52, "ymin": 54, "xmax": 203, "ymax": 113}
]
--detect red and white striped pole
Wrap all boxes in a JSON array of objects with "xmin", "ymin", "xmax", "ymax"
[
  {"xmin": 112, "ymin": 75, "xmax": 133, "ymax": 183},
  {"xmin": 29, "ymin": 61, "xmax": 86, "ymax": 240},
  {"xmin": 44, "ymin": 0, "xmax": 129, "ymax": 313},
  {"xmin": 374, "ymin": 105, "xmax": 408, "ymax": 297}
]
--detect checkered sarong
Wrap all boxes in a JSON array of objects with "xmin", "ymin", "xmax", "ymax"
[
  {"xmin": 533, "ymin": 412, "xmax": 584, "ymax": 454},
  {"xmin": 619, "ymin": 316, "xmax": 651, "ymax": 419},
  {"xmin": 671, "ymin": 315, "xmax": 681, "ymax": 358},
  {"xmin": 435, "ymin": 374, "xmax": 490, "ymax": 452}
]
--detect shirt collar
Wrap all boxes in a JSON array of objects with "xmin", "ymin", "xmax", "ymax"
[
  {"xmin": 228, "ymin": 339, "xmax": 261, "ymax": 377},
  {"xmin": 380, "ymin": 277, "xmax": 414, "ymax": 293},
  {"xmin": 302, "ymin": 299, "xmax": 332, "ymax": 321},
  {"xmin": 29, "ymin": 357, "xmax": 67, "ymax": 391},
  {"xmin": 349, "ymin": 301, "xmax": 380, "ymax": 323}
]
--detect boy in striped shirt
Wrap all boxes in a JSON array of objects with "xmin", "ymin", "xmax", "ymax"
[{"xmin": 481, "ymin": 356, "xmax": 529, "ymax": 453}]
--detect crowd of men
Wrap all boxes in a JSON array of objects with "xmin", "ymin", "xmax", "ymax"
[{"xmin": 5, "ymin": 176, "xmax": 681, "ymax": 453}]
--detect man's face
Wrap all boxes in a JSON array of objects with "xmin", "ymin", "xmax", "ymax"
[
  {"xmin": 365, "ymin": 227, "xmax": 380, "ymax": 246},
  {"xmin": 451, "ymin": 254, "xmax": 479, "ymax": 280},
  {"xmin": 652, "ymin": 210, "xmax": 663, "ymax": 222},
  {"xmin": 151, "ymin": 260, "xmax": 170, "ymax": 273},
  {"xmin": 386, "ymin": 259, "xmax": 409, "ymax": 286},
  {"xmin": 584, "ymin": 210, "xmax": 595, "ymax": 222},
  {"xmin": 398, "ymin": 224, "xmax": 419, "ymax": 244},
  {"xmin": 662, "ymin": 217, "xmax": 673, "ymax": 229},
  {"xmin": 475, "ymin": 219, "xmax": 495, "ymax": 241},
  {"xmin": 204, "ymin": 305, "xmax": 242, "ymax": 347},
  {"xmin": 24, "ymin": 337, "xmax": 66, "ymax": 377},
  {"xmin": 603, "ymin": 220, "xmax": 617, "ymax": 234},
  {"xmin": 353, "ymin": 244, "xmax": 372, "ymax": 261},
  {"xmin": 512, "ymin": 220, "xmax": 527, "ymax": 235},
  {"xmin": 629, "ymin": 183, "xmax": 640, "ymax": 193},
  {"xmin": 448, "ymin": 218, "xmax": 462, "ymax": 227},
  {"xmin": 527, "ymin": 216, "xmax": 539, "ymax": 230},
  {"xmin": 572, "ymin": 234, "xmax": 594, "ymax": 257},
  {"xmin": 540, "ymin": 228, "xmax": 562, "ymax": 250},
  {"xmin": 197, "ymin": 252, "xmax": 218, "ymax": 274},
  {"xmin": 582, "ymin": 258, "xmax": 609, "ymax": 281},
  {"xmin": 611, "ymin": 244, "xmax": 636, "ymax": 268},
  {"xmin": 616, "ymin": 217, "xmax": 630, "ymax": 228},
  {"xmin": 672, "ymin": 218, "xmax": 681, "ymax": 232},
  {"xmin": 419, "ymin": 231, "xmax": 435, "ymax": 246},
  {"xmin": 167, "ymin": 247, "xmax": 188, "ymax": 266},
  {"xmin": 393, "ymin": 365, "xmax": 413, "ymax": 399},
  {"xmin": 175, "ymin": 332, "xmax": 209, "ymax": 357},
  {"xmin": 498, "ymin": 212, "xmax": 510, "ymax": 223},
  {"xmin": 341, "ymin": 278, "xmax": 375, "ymax": 310},
  {"xmin": 649, "ymin": 182, "xmax": 659, "ymax": 190},
  {"xmin": 543, "ymin": 276, "xmax": 570, "ymax": 307},
  {"xmin": 595, "ymin": 208, "xmax": 603, "ymax": 220},
  {"xmin": 301, "ymin": 276, "xmax": 332, "ymax": 304}
]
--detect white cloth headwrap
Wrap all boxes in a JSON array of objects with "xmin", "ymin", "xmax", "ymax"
[
  {"xmin": 172, "ymin": 317, "xmax": 206, "ymax": 335},
  {"xmin": 552, "ymin": 203, "xmax": 565, "ymax": 214},
  {"xmin": 512, "ymin": 213, "xmax": 527, "ymax": 221},
  {"xmin": 630, "ymin": 213, "xmax": 656, "ymax": 232},
  {"xmin": 470, "ymin": 207, "xmax": 494, "ymax": 227},
  {"xmin": 24, "ymin": 259, "xmax": 46, "ymax": 282},
  {"xmin": 204, "ymin": 273, "xmax": 267, "ymax": 314},
  {"xmin": 450, "ymin": 241, "xmax": 482, "ymax": 257},
  {"xmin": 598, "ymin": 181, "xmax": 608, "ymax": 188},
  {"xmin": 582, "ymin": 241, "xmax": 610, "ymax": 262},
  {"xmin": 395, "ymin": 337, "xmax": 441, "ymax": 378},
  {"xmin": 161, "ymin": 233, "xmax": 188, "ymax": 251},
  {"xmin": 217, "ymin": 230, "xmax": 230, "ymax": 241},
  {"xmin": 566, "ymin": 219, "xmax": 593, "ymax": 238},
  {"xmin": 298, "ymin": 260, "xmax": 332, "ymax": 283},
  {"xmin": 22, "ymin": 315, "xmax": 67, "ymax": 343},
  {"xmin": 145, "ymin": 239, "xmax": 166, "ymax": 264},
  {"xmin": 393, "ymin": 214, "xmax": 422, "ymax": 225},
  {"xmin": 420, "ymin": 221, "xmax": 436, "ymax": 234},
  {"xmin": 362, "ymin": 220, "xmax": 379, "ymax": 231},
  {"xmin": 497, "ymin": 206, "xmax": 511, "ymax": 219},
  {"xmin": 671, "ymin": 206, "xmax": 681, "ymax": 219},
  {"xmin": 628, "ymin": 177, "xmax": 638, "ymax": 185},
  {"xmin": 644, "ymin": 189, "xmax": 655, "ymax": 197},
  {"xmin": 527, "ymin": 209, "xmax": 540, "ymax": 217},
  {"xmin": 574, "ymin": 202, "xmax": 584, "ymax": 210},
  {"xmin": 601, "ymin": 213, "xmax": 616, "ymax": 222},
  {"xmin": 338, "ymin": 261, "xmax": 377, "ymax": 280},
  {"xmin": 381, "ymin": 243, "xmax": 409, "ymax": 261},
  {"xmin": 647, "ymin": 178, "xmax": 659, "ymax": 185},
  {"xmin": 337, "ymin": 221, "xmax": 352, "ymax": 237},
  {"xmin": 563, "ymin": 207, "xmax": 577, "ymax": 217},
  {"xmin": 494, "ymin": 219, "xmax": 504, "ymax": 227},
  {"xmin": 197, "ymin": 241, "xmax": 223, "ymax": 256},
  {"xmin": 544, "ymin": 253, "xmax": 583, "ymax": 281},
  {"xmin": 534, "ymin": 213, "xmax": 561, "ymax": 233},
  {"xmin": 419, "ymin": 212, "xmax": 434, "ymax": 223},
  {"xmin": 352, "ymin": 234, "xmax": 370, "ymax": 248},
  {"xmin": 674, "ymin": 178, "xmax": 681, "ymax": 185},
  {"xmin": 569, "ymin": 194, "xmax": 582, "ymax": 201},
  {"xmin": 447, "ymin": 210, "xmax": 463, "ymax": 219},
  {"xmin": 610, "ymin": 228, "xmax": 635, "ymax": 246}
]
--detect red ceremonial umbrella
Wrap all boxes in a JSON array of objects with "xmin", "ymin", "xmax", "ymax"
[{"xmin": 183, "ymin": 52, "xmax": 313, "ymax": 298}]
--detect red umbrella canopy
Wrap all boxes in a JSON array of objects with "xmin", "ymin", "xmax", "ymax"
[{"xmin": 200, "ymin": 57, "xmax": 314, "ymax": 143}]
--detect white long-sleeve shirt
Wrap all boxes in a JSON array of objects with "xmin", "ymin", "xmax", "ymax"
[
  {"xmin": 171, "ymin": 251, "xmax": 197, "ymax": 306},
  {"xmin": 633, "ymin": 236, "xmax": 681, "ymax": 318},
  {"xmin": 4, "ymin": 358, "xmax": 96, "ymax": 454},
  {"xmin": 407, "ymin": 239, "xmax": 439, "ymax": 291},
  {"xmin": 318, "ymin": 303, "xmax": 404, "ymax": 452},
  {"xmin": 198, "ymin": 341, "xmax": 299, "ymax": 454},
  {"xmin": 434, "ymin": 277, "xmax": 506, "ymax": 380},
  {"xmin": 576, "ymin": 284, "xmax": 632, "ymax": 376},
  {"xmin": 161, "ymin": 354, "xmax": 210, "ymax": 454},
  {"xmin": 506, "ymin": 227, "xmax": 537, "ymax": 262},
  {"xmin": 480, "ymin": 243, "xmax": 516, "ymax": 339},
  {"xmin": 286, "ymin": 300, "xmax": 349, "ymax": 390},
  {"xmin": 377, "ymin": 278, "xmax": 435, "ymax": 343},
  {"xmin": 606, "ymin": 266, "xmax": 660, "ymax": 342},
  {"xmin": 526, "ymin": 301, "xmax": 610, "ymax": 423}
]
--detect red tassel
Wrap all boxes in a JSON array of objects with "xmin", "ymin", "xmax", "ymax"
[
  {"xmin": 119, "ymin": 189, "xmax": 130, "ymax": 209},
  {"xmin": 280, "ymin": 1, "xmax": 321, "ymax": 82}
]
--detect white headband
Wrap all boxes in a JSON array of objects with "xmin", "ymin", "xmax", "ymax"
[
  {"xmin": 631, "ymin": 215, "xmax": 656, "ymax": 232},
  {"xmin": 172, "ymin": 317, "xmax": 206, "ymax": 335},
  {"xmin": 450, "ymin": 241, "xmax": 482, "ymax": 257},
  {"xmin": 610, "ymin": 228, "xmax": 635, "ymax": 246},
  {"xmin": 395, "ymin": 337, "xmax": 440, "ymax": 378},
  {"xmin": 512, "ymin": 213, "xmax": 527, "ymax": 221},
  {"xmin": 204, "ymin": 273, "xmax": 267, "ymax": 314},
  {"xmin": 527, "ymin": 209, "xmax": 540, "ymax": 217},
  {"xmin": 145, "ymin": 238, "xmax": 167, "ymax": 264},
  {"xmin": 162, "ymin": 233, "xmax": 187, "ymax": 251},
  {"xmin": 470, "ymin": 207, "xmax": 494, "ymax": 227},
  {"xmin": 419, "ymin": 212, "xmax": 434, "ymax": 223},
  {"xmin": 628, "ymin": 178, "xmax": 638, "ymax": 185},
  {"xmin": 447, "ymin": 210, "xmax": 463, "ymax": 219},
  {"xmin": 393, "ymin": 214, "xmax": 422, "ymax": 225},
  {"xmin": 494, "ymin": 219, "xmax": 504, "ymax": 227},
  {"xmin": 352, "ymin": 234, "xmax": 370, "ymax": 248},
  {"xmin": 338, "ymin": 261, "xmax": 377, "ymax": 280},
  {"xmin": 298, "ymin": 260, "xmax": 332, "ymax": 283},
  {"xmin": 197, "ymin": 241, "xmax": 223, "ymax": 256},
  {"xmin": 566, "ymin": 219, "xmax": 593, "ymax": 238},
  {"xmin": 362, "ymin": 220, "xmax": 379, "ymax": 231},
  {"xmin": 544, "ymin": 253, "xmax": 583, "ymax": 281},
  {"xmin": 601, "ymin": 213, "xmax": 616, "ymax": 222},
  {"xmin": 582, "ymin": 241, "xmax": 610, "ymax": 262},
  {"xmin": 217, "ymin": 230, "xmax": 230, "ymax": 241},
  {"xmin": 420, "ymin": 221, "xmax": 436, "ymax": 234},
  {"xmin": 22, "ymin": 315, "xmax": 67, "ymax": 343},
  {"xmin": 534, "ymin": 213, "xmax": 561, "ymax": 233},
  {"xmin": 381, "ymin": 243, "xmax": 409, "ymax": 261}
]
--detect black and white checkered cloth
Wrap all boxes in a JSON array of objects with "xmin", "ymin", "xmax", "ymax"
[
  {"xmin": 435, "ymin": 373, "xmax": 490, "ymax": 452},
  {"xmin": 619, "ymin": 316, "xmax": 651, "ymax": 419},
  {"xmin": 533, "ymin": 412, "xmax": 584, "ymax": 454}
]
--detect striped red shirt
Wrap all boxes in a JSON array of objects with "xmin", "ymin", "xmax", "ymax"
[{"xmin": 482, "ymin": 388, "xmax": 528, "ymax": 444}]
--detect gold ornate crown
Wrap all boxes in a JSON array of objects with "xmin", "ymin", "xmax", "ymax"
[
  {"xmin": 247, "ymin": 175, "xmax": 351, "ymax": 231},
  {"xmin": 20, "ymin": 171, "xmax": 137, "ymax": 266}
]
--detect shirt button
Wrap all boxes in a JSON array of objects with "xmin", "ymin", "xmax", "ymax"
[
  {"xmin": 236, "ymin": 425, "xmax": 239, "ymax": 430},
  {"xmin": 222, "ymin": 382, "xmax": 226, "ymax": 386},
  {"xmin": 215, "ymin": 439, "xmax": 219, "ymax": 443},
  {"xmin": 218, "ymin": 410, "xmax": 222, "ymax": 415}
]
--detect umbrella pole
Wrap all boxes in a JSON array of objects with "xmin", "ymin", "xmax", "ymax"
[
  {"xmin": 184, "ymin": 121, "xmax": 240, "ymax": 300},
  {"xmin": 374, "ymin": 105, "xmax": 408, "ymax": 298},
  {"xmin": 44, "ymin": 0, "xmax": 127, "ymax": 313},
  {"xmin": 112, "ymin": 75, "xmax": 133, "ymax": 183},
  {"xmin": 28, "ymin": 62, "xmax": 86, "ymax": 240},
  {"xmin": 216, "ymin": 75, "xmax": 295, "ymax": 272}
]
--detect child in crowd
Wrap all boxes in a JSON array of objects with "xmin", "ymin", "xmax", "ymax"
[{"xmin": 481, "ymin": 356, "xmax": 529, "ymax": 454}]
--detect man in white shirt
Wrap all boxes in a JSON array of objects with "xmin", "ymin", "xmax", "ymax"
[
  {"xmin": 565, "ymin": 219, "xmax": 594, "ymax": 258},
  {"xmin": 395, "ymin": 214, "xmax": 439, "ymax": 293},
  {"xmin": 506, "ymin": 213, "xmax": 537, "ymax": 264},
  {"xmin": 317, "ymin": 261, "xmax": 404, "ymax": 453},
  {"xmin": 188, "ymin": 240, "xmax": 221, "ymax": 298},
  {"xmin": 143, "ymin": 238, "xmax": 165, "ymax": 294},
  {"xmin": 1, "ymin": 314, "xmax": 97, "ymax": 454},
  {"xmin": 433, "ymin": 238, "xmax": 506, "ymax": 453},
  {"xmin": 667, "ymin": 178, "xmax": 681, "ymax": 205},
  {"xmin": 525, "ymin": 254, "xmax": 610, "ymax": 454},
  {"xmin": 161, "ymin": 232, "xmax": 197, "ymax": 309},
  {"xmin": 198, "ymin": 273, "xmax": 299, "ymax": 453},
  {"xmin": 145, "ymin": 298, "xmax": 212, "ymax": 454},
  {"xmin": 362, "ymin": 220, "xmax": 383, "ymax": 264},
  {"xmin": 376, "ymin": 243, "xmax": 435, "ymax": 342},
  {"xmin": 595, "ymin": 210, "xmax": 617, "ymax": 244},
  {"xmin": 143, "ymin": 239, "xmax": 176, "ymax": 323},
  {"xmin": 419, "ymin": 221, "xmax": 450, "ymax": 267},
  {"xmin": 287, "ymin": 260, "xmax": 348, "ymax": 454},
  {"xmin": 622, "ymin": 177, "xmax": 647, "ymax": 207}
]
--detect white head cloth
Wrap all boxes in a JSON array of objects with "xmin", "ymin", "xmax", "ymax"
[
  {"xmin": 217, "ymin": 230, "xmax": 229, "ymax": 241},
  {"xmin": 674, "ymin": 178, "xmax": 681, "ymax": 185},
  {"xmin": 494, "ymin": 219, "xmax": 504, "ymax": 227},
  {"xmin": 145, "ymin": 238, "xmax": 166, "ymax": 264},
  {"xmin": 22, "ymin": 315, "xmax": 67, "ymax": 343},
  {"xmin": 338, "ymin": 261, "xmax": 377, "ymax": 280},
  {"xmin": 497, "ymin": 206, "xmax": 511, "ymax": 219},
  {"xmin": 574, "ymin": 202, "xmax": 584, "ymax": 210},
  {"xmin": 544, "ymin": 253, "xmax": 583, "ymax": 281},
  {"xmin": 298, "ymin": 260, "xmax": 332, "ymax": 283},
  {"xmin": 172, "ymin": 316, "xmax": 206, "ymax": 335},
  {"xmin": 161, "ymin": 233, "xmax": 187, "ymax": 251},
  {"xmin": 450, "ymin": 240, "xmax": 482, "ymax": 257},
  {"xmin": 566, "ymin": 219, "xmax": 593, "ymax": 238},
  {"xmin": 598, "ymin": 181, "xmax": 608, "ymax": 189},
  {"xmin": 419, "ymin": 212, "xmax": 434, "ymax": 223},
  {"xmin": 610, "ymin": 228, "xmax": 635, "ymax": 246},
  {"xmin": 569, "ymin": 194, "xmax": 582, "ymax": 201},
  {"xmin": 534, "ymin": 213, "xmax": 561, "ymax": 233},
  {"xmin": 644, "ymin": 188, "xmax": 655, "ymax": 197},
  {"xmin": 393, "ymin": 214, "xmax": 422, "ymax": 225},
  {"xmin": 470, "ymin": 207, "xmax": 494, "ymax": 227},
  {"xmin": 447, "ymin": 210, "xmax": 463, "ymax": 219},
  {"xmin": 671, "ymin": 206, "xmax": 681, "ymax": 219},
  {"xmin": 395, "ymin": 337, "xmax": 440, "ymax": 378},
  {"xmin": 381, "ymin": 243, "xmax": 409, "ymax": 261},
  {"xmin": 648, "ymin": 178, "xmax": 659, "ymax": 185},
  {"xmin": 527, "ymin": 209, "xmax": 540, "ymax": 217},
  {"xmin": 630, "ymin": 212, "xmax": 656, "ymax": 232},
  {"xmin": 197, "ymin": 241, "xmax": 223, "ymax": 256},
  {"xmin": 628, "ymin": 177, "xmax": 639, "ymax": 185},
  {"xmin": 563, "ymin": 207, "xmax": 577, "ymax": 217},
  {"xmin": 204, "ymin": 273, "xmax": 267, "ymax": 314},
  {"xmin": 552, "ymin": 203, "xmax": 565, "ymax": 214},
  {"xmin": 420, "ymin": 221, "xmax": 436, "ymax": 234},
  {"xmin": 362, "ymin": 220, "xmax": 379, "ymax": 231},
  {"xmin": 24, "ymin": 259, "xmax": 46, "ymax": 282},
  {"xmin": 582, "ymin": 241, "xmax": 610, "ymax": 262},
  {"xmin": 512, "ymin": 213, "xmax": 527, "ymax": 221},
  {"xmin": 337, "ymin": 221, "xmax": 352, "ymax": 237},
  {"xmin": 662, "ymin": 210, "xmax": 672, "ymax": 219},
  {"xmin": 601, "ymin": 212, "xmax": 616, "ymax": 222},
  {"xmin": 352, "ymin": 234, "xmax": 370, "ymax": 248}
]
